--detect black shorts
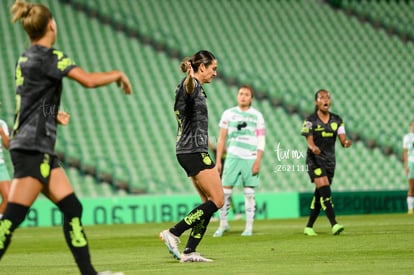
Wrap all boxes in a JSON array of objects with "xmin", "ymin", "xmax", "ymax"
[
  {"xmin": 10, "ymin": 149, "xmax": 60, "ymax": 185},
  {"xmin": 177, "ymin": 152, "xmax": 215, "ymax": 177},
  {"xmin": 307, "ymin": 162, "xmax": 335, "ymax": 184}
]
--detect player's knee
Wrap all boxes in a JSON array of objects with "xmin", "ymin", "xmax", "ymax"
[
  {"xmin": 57, "ymin": 193, "xmax": 83, "ymax": 218},
  {"xmin": 2, "ymin": 202, "xmax": 30, "ymax": 231},
  {"xmin": 213, "ymin": 193, "xmax": 225, "ymax": 209}
]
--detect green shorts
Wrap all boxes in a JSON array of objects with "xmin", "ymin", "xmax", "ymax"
[
  {"xmin": 0, "ymin": 162, "xmax": 11, "ymax": 181},
  {"xmin": 408, "ymin": 162, "xmax": 414, "ymax": 179},
  {"xmin": 221, "ymin": 157, "xmax": 259, "ymax": 187}
]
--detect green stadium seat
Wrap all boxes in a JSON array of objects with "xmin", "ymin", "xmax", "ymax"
[{"xmin": 0, "ymin": 0, "xmax": 410, "ymax": 194}]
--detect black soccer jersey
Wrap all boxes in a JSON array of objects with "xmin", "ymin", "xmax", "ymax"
[
  {"xmin": 10, "ymin": 45, "xmax": 77, "ymax": 155},
  {"xmin": 301, "ymin": 112, "xmax": 344, "ymax": 168},
  {"xmin": 174, "ymin": 78, "xmax": 209, "ymax": 154}
]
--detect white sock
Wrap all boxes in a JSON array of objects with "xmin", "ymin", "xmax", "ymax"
[
  {"xmin": 219, "ymin": 188, "xmax": 232, "ymax": 228},
  {"xmin": 407, "ymin": 196, "xmax": 414, "ymax": 210},
  {"xmin": 243, "ymin": 187, "xmax": 255, "ymax": 231}
]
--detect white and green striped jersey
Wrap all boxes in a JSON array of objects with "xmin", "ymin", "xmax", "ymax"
[
  {"xmin": 219, "ymin": 106, "xmax": 265, "ymax": 159},
  {"xmin": 403, "ymin": 132, "xmax": 414, "ymax": 163},
  {"xmin": 0, "ymin": 120, "xmax": 9, "ymax": 164}
]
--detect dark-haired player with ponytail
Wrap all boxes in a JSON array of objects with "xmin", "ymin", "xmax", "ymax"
[
  {"xmin": 1, "ymin": 1, "xmax": 131, "ymax": 274},
  {"xmin": 160, "ymin": 50, "xmax": 224, "ymax": 262},
  {"xmin": 301, "ymin": 89, "xmax": 352, "ymax": 236}
]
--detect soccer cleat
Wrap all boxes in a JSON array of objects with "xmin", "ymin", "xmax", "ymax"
[
  {"xmin": 180, "ymin": 252, "xmax": 213, "ymax": 263},
  {"xmin": 159, "ymin": 229, "xmax": 181, "ymax": 260},
  {"xmin": 241, "ymin": 229, "xmax": 252, "ymax": 236},
  {"xmin": 213, "ymin": 225, "xmax": 230, "ymax": 237},
  {"xmin": 97, "ymin": 272, "xmax": 124, "ymax": 275},
  {"xmin": 332, "ymin": 224, "xmax": 344, "ymax": 235},
  {"xmin": 408, "ymin": 209, "xmax": 414, "ymax": 215},
  {"xmin": 304, "ymin": 227, "xmax": 318, "ymax": 236}
]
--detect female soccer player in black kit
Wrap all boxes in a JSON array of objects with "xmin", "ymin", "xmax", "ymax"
[
  {"xmin": 160, "ymin": 50, "xmax": 224, "ymax": 262},
  {"xmin": 0, "ymin": 1, "xmax": 132, "ymax": 274},
  {"xmin": 301, "ymin": 89, "xmax": 352, "ymax": 236}
]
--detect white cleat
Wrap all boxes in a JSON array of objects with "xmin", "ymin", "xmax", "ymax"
[
  {"xmin": 180, "ymin": 252, "xmax": 213, "ymax": 263},
  {"xmin": 159, "ymin": 229, "xmax": 181, "ymax": 260},
  {"xmin": 97, "ymin": 271, "xmax": 124, "ymax": 275},
  {"xmin": 241, "ymin": 229, "xmax": 252, "ymax": 236},
  {"xmin": 213, "ymin": 225, "xmax": 230, "ymax": 237}
]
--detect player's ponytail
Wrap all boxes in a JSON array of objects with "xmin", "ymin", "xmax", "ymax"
[
  {"xmin": 11, "ymin": 1, "xmax": 32, "ymax": 22},
  {"xmin": 180, "ymin": 50, "xmax": 216, "ymax": 73},
  {"xmin": 11, "ymin": 0, "xmax": 53, "ymax": 41},
  {"xmin": 180, "ymin": 57, "xmax": 191, "ymax": 73}
]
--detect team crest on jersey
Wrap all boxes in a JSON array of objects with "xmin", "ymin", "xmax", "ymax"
[
  {"xmin": 330, "ymin": 122, "xmax": 338, "ymax": 131},
  {"xmin": 314, "ymin": 168, "xmax": 322, "ymax": 176},
  {"xmin": 201, "ymin": 153, "xmax": 212, "ymax": 165}
]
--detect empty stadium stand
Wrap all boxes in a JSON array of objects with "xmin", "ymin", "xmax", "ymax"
[{"xmin": 0, "ymin": 0, "xmax": 410, "ymax": 196}]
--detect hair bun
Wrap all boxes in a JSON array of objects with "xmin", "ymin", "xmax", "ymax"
[{"xmin": 22, "ymin": 3, "xmax": 33, "ymax": 18}]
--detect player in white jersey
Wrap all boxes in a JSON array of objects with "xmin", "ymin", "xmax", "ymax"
[
  {"xmin": 213, "ymin": 85, "xmax": 265, "ymax": 237},
  {"xmin": 403, "ymin": 120, "xmax": 414, "ymax": 214},
  {"xmin": 0, "ymin": 120, "xmax": 11, "ymax": 218}
]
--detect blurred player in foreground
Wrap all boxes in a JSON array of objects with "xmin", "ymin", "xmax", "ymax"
[
  {"xmin": 0, "ymin": 119, "xmax": 11, "ymax": 219},
  {"xmin": 301, "ymin": 89, "xmax": 352, "ymax": 236},
  {"xmin": 0, "ymin": 1, "xmax": 131, "ymax": 274}
]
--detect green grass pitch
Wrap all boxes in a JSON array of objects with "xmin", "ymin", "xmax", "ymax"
[{"xmin": 1, "ymin": 213, "xmax": 413, "ymax": 274}]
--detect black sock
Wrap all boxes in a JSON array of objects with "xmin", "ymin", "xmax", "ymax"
[
  {"xmin": 57, "ymin": 194, "xmax": 97, "ymax": 275},
  {"xmin": 170, "ymin": 200, "xmax": 218, "ymax": 237},
  {"xmin": 183, "ymin": 216, "xmax": 211, "ymax": 254},
  {"xmin": 318, "ymin": 185, "xmax": 337, "ymax": 226},
  {"xmin": 0, "ymin": 202, "xmax": 30, "ymax": 259},
  {"xmin": 306, "ymin": 189, "xmax": 321, "ymax": 228}
]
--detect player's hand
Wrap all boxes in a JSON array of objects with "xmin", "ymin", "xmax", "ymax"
[
  {"xmin": 311, "ymin": 146, "xmax": 321, "ymax": 155},
  {"xmin": 344, "ymin": 139, "xmax": 352, "ymax": 148},
  {"xmin": 117, "ymin": 73, "xmax": 132, "ymax": 95},
  {"xmin": 216, "ymin": 162, "xmax": 222, "ymax": 175},
  {"xmin": 57, "ymin": 111, "xmax": 70, "ymax": 125},
  {"xmin": 252, "ymin": 160, "xmax": 260, "ymax": 175}
]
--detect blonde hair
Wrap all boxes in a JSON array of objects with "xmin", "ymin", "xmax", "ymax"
[{"xmin": 11, "ymin": 0, "xmax": 53, "ymax": 41}]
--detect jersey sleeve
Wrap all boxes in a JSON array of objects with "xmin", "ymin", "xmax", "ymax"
[
  {"xmin": 45, "ymin": 49, "xmax": 77, "ymax": 80},
  {"xmin": 178, "ymin": 78, "xmax": 201, "ymax": 101},
  {"xmin": 219, "ymin": 110, "xmax": 230, "ymax": 129},
  {"xmin": 403, "ymin": 135, "xmax": 410, "ymax": 149},
  {"xmin": 337, "ymin": 116, "xmax": 346, "ymax": 135},
  {"xmin": 256, "ymin": 112, "xmax": 265, "ymax": 137},
  {"xmin": 301, "ymin": 118, "xmax": 313, "ymax": 137}
]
